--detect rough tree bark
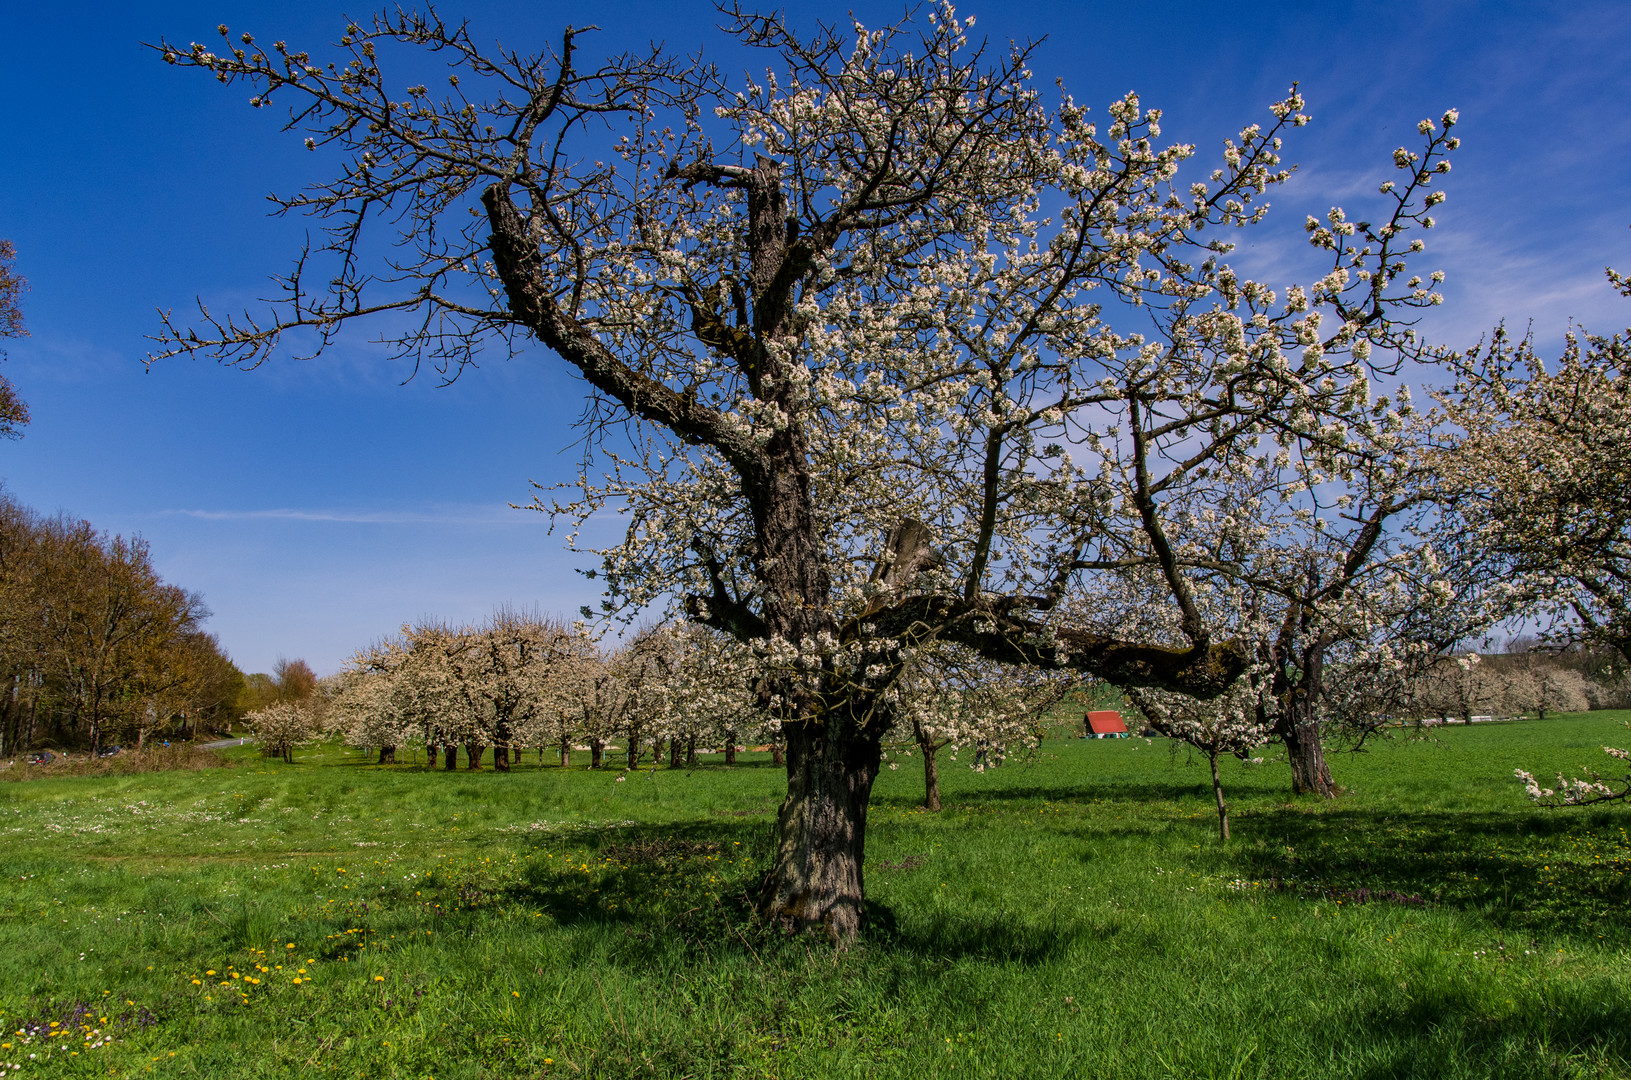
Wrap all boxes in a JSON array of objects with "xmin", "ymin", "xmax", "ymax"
[
  {"xmin": 1275, "ymin": 647, "xmax": 1336, "ymax": 799},
  {"xmin": 758, "ymin": 713, "xmax": 883, "ymax": 942},
  {"xmin": 1281, "ymin": 712, "xmax": 1335, "ymax": 797}
]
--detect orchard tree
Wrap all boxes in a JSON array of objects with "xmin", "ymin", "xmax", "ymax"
[
  {"xmin": 156, "ymin": 6, "xmax": 1464, "ymax": 939},
  {"xmin": 610, "ymin": 623, "xmax": 685, "ymax": 768},
  {"xmin": 1438, "ymin": 290, "xmax": 1631, "ymax": 664},
  {"xmin": 1128, "ymin": 679, "xmax": 1272, "ymax": 842},
  {"xmin": 1500, "ymin": 663, "xmax": 1593, "ymax": 720},
  {"xmin": 516, "ymin": 623, "xmax": 603, "ymax": 766},
  {"xmin": 246, "ymin": 700, "xmax": 320, "ymax": 762},
  {"xmin": 470, "ymin": 607, "xmax": 587, "ymax": 769},
  {"xmin": 649, "ymin": 622, "xmax": 767, "ymax": 767},
  {"xmin": 888, "ymin": 648, "xmax": 1073, "ymax": 810},
  {"xmin": 328, "ymin": 651, "xmax": 412, "ymax": 761},
  {"xmin": 1071, "ymin": 411, "xmax": 1467, "ymax": 799},
  {"xmin": 1414, "ymin": 652, "xmax": 1496, "ymax": 724}
]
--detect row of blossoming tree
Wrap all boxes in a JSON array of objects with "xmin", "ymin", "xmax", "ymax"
[
  {"xmin": 246, "ymin": 608, "xmax": 1073, "ymax": 813},
  {"xmin": 326, "ymin": 614, "xmax": 765, "ymax": 771},
  {"xmin": 156, "ymin": 3, "xmax": 1631, "ymax": 936}
]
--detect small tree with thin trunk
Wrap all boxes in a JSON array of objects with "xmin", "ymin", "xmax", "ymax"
[
  {"xmin": 890, "ymin": 650, "xmax": 1072, "ymax": 810},
  {"xmin": 1128, "ymin": 677, "xmax": 1273, "ymax": 841}
]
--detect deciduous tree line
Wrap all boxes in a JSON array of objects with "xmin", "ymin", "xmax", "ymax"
[{"xmin": 0, "ymin": 492, "xmax": 241, "ymax": 756}]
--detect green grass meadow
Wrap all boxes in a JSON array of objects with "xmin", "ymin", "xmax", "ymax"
[{"xmin": 2, "ymin": 715, "xmax": 1629, "ymax": 1079}]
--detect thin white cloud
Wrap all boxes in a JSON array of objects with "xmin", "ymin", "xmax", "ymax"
[{"xmin": 157, "ymin": 505, "xmax": 544, "ymax": 526}]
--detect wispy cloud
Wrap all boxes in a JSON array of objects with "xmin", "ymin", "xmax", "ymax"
[{"xmin": 157, "ymin": 505, "xmax": 545, "ymax": 526}]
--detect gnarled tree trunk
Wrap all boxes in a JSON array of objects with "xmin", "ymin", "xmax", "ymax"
[
  {"xmin": 1274, "ymin": 641, "xmax": 1336, "ymax": 799},
  {"xmin": 758, "ymin": 714, "xmax": 881, "ymax": 942},
  {"xmin": 1283, "ymin": 714, "xmax": 1335, "ymax": 797}
]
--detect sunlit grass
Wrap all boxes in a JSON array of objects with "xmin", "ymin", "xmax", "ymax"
[{"xmin": 1, "ymin": 715, "xmax": 1628, "ymax": 1078}]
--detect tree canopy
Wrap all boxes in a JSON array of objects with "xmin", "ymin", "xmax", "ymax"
[{"xmin": 155, "ymin": 4, "xmax": 1466, "ymax": 938}]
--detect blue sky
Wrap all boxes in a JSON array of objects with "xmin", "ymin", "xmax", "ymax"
[{"xmin": 2, "ymin": 1, "xmax": 1628, "ymax": 675}]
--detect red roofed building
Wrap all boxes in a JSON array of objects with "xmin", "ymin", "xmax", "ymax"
[{"xmin": 1085, "ymin": 710, "xmax": 1129, "ymax": 738}]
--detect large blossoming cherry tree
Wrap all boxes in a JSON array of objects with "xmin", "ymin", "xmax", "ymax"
[{"xmin": 154, "ymin": 4, "xmax": 1458, "ymax": 939}]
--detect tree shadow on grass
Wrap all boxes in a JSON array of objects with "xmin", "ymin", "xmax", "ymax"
[
  {"xmin": 871, "ymin": 781, "xmax": 1239, "ymax": 810},
  {"xmin": 494, "ymin": 819, "xmax": 1072, "ymax": 965},
  {"xmin": 1334, "ymin": 973, "xmax": 1631, "ymax": 1079},
  {"xmin": 1216, "ymin": 805, "xmax": 1631, "ymax": 946},
  {"xmin": 859, "ymin": 899, "xmax": 1080, "ymax": 963}
]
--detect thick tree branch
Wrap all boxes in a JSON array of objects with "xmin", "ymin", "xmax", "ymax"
[{"xmin": 483, "ymin": 183, "xmax": 763, "ymax": 473}]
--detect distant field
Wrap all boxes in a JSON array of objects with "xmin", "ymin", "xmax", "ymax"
[{"xmin": 2, "ymin": 714, "xmax": 1628, "ymax": 1079}]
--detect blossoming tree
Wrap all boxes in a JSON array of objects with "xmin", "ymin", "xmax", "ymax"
[
  {"xmin": 888, "ymin": 648, "xmax": 1074, "ymax": 810},
  {"xmin": 245, "ymin": 700, "xmax": 321, "ymax": 762},
  {"xmin": 1438, "ymin": 279, "xmax": 1631, "ymax": 664},
  {"xmin": 333, "ymin": 612, "xmax": 601, "ymax": 767},
  {"xmin": 154, "ymin": 6, "xmax": 1463, "ymax": 938}
]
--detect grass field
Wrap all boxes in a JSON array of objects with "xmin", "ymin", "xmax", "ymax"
[{"xmin": 2, "ymin": 714, "xmax": 1629, "ymax": 1079}]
